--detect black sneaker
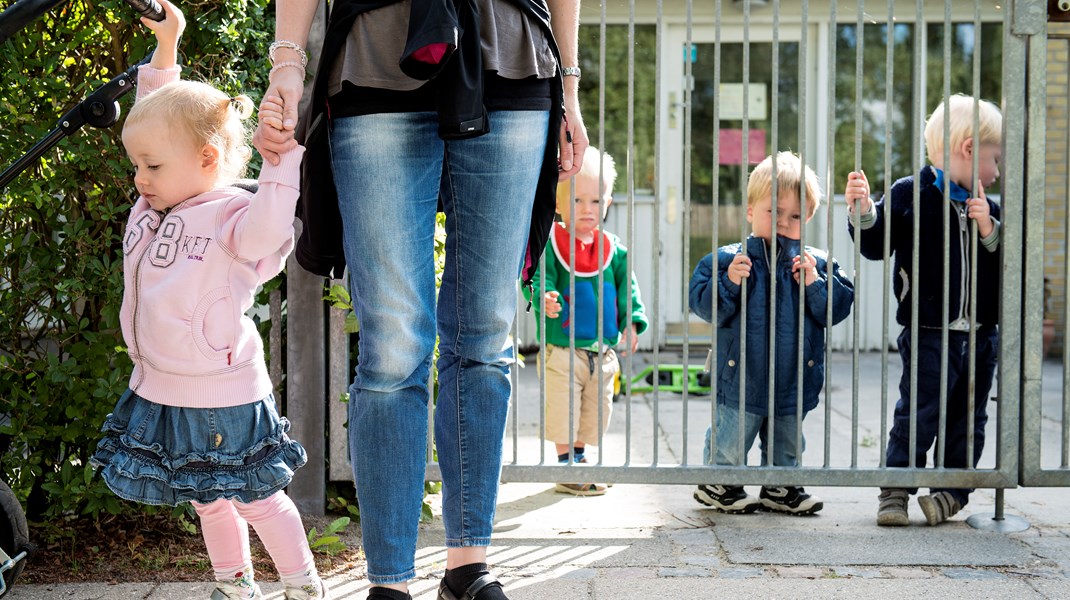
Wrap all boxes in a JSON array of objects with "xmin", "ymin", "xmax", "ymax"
[
  {"xmin": 694, "ymin": 484, "xmax": 761, "ymax": 514},
  {"xmin": 759, "ymin": 486, "xmax": 823, "ymax": 515}
]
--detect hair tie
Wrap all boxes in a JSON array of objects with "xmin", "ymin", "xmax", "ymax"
[{"xmin": 228, "ymin": 95, "xmax": 253, "ymax": 119}]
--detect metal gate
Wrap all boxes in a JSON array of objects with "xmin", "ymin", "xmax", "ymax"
[
  {"xmin": 283, "ymin": 1, "xmax": 1063, "ymax": 516},
  {"xmin": 1022, "ymin": 1, "xmax": 1070, "ymax": 488}
]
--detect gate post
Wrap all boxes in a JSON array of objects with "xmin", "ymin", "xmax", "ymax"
[{"xmin": 283, "ymin": 3, "xmax": 329, "ymax": 516}]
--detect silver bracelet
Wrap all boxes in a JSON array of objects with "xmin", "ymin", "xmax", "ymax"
[
  {"xmin": 269, "ymin": 40, "xmax": 308, "ymax": 69},
  {"xmin": 561, "ymin": 66, "xmax": 581, "ymax": 79}
]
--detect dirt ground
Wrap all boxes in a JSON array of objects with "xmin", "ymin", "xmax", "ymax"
[{"xmin": 18, "ymin": 512, "xmax": 365, "ymax": 585}]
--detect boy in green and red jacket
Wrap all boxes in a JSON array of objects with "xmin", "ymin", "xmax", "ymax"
[{"xmin": 526, "ymin": 146, "xmax": 648, "ymax": 496}]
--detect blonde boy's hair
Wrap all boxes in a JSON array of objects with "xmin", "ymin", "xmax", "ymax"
[
  {"xmin": 746, "ymin": 151, "xmax": 822, "ymax": 219},
  {"xmin": 555, "ymin": 146, "xmax": 618, "ymax": 212},
  {"xmin": 125, "ymin": 80, "xmax": 255, "ymax": 182},
  {"xmin": 924, "ymin": 94, "xmax": 1002, "ymax": 165}
]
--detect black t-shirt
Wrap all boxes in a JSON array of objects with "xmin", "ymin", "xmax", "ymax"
[{"xmin": 327, "ymin": 72, "xmax": 552, "ymax": 118}]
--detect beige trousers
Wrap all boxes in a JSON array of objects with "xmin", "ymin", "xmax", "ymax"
[{"xmin": 540, "ymin": 344, "xmax": 619, "ymax": 446}]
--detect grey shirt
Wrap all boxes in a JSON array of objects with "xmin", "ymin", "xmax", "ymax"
[{"xmin": 328, "ymin": 0, "xmax": 558, "ymax": 96}]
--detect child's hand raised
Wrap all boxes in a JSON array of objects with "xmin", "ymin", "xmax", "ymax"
[
  {"xmin": 966, "ymin": 179, "xmax": 994, "ymax": 238},
  {"xmin": 727, "ymin": 253, "xmax": 752, "ymax": 286},
  {"xmin": 253, "ymin": 95, "xmax": 298, "ymax": 165},
  {"xmin": 619, "ymin": 323, "xmax": 639, "ymax": 356},
  {"xmin": 543, "ymin": 291, "xmax": 563, "ymax": 319},
  {"xmin": 257, "ymin": 94, "xmax": 287, "ymax": 132},
  {"xmin": 844, "ymin": 170, "xmax": 871, "ymax": 216},
  {"xmin": 792, "ymin": 250, "xmax": 820, "ymax": 287},
  {"xmin": 144, "ymin": 0, "xmax": 185, "ymax": 71}
]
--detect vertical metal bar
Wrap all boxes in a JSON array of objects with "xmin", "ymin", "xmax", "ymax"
[
  {"xmin": 824, "ymin": 0, "xmax": 837, "ymax": 469},
  {"xmin": 937, "ymin": 0, "xmax": 952, "ymax": 471},
  {"xmin": 965, "ymin": 0, "xmax": 983, "ymax": 471},
  {"xmin": 595, "ymin": 0, "xmax": 608, "ymax": 466},
  {"xmin": 1064, "ymin": 37, "xmax": 1070, "ymax": 469},
  {"xmin": 879, "ymin": 0, "xmax": 894, "ymax": 468},
  {"xmin": 568, "ymin": 176, "xmax": 577, "ymax": 465},
  {"xmin": 1006, "ymin": 0, "xmax": 1033, "ymax": 487},
  {"xmin": 766, "ymin": 0, "xmax": 781, "ymax": 470},
  {"xmin": 848, "ymin": 1, "xmax": 864, "ymax": 468},
  {"xmin": 709, "ymin": 0, "xmax": 723, "ymax": 468},
  {"xmin": 512, "ymin": 283, "xmax": 520, "ymax": 463},
  {"xmin": 1063, "ymin": 35, "xmax": 1070, "ymax": 472},
  {"xmin": 1064, "ymin": 35, "xmax": 1070, "ymax": 468},
  {"xmin": 739, "ymin": 0, "xmax": 752, "ymax": 465},
  {"xmin": 851, "ymin": 0, "xmax": 864, "ymax": 468},
  {"xmin": 625, "ymin": 0, "xmax": 636, "ymax": 468},
  {"xmin": 909, "ymin": 0, "xmax": 923, "ymax": 469},
  {"xmin": 681, "ymin": 0, "xmax": 694, "ymax": 466},
  {"xmin": 539, "ymin": 249, "xmax": 547, "ymax": 465},
  {"xmin": 795, "ymin": 0, "xmax": 810, "ymax": 470},
  {"xmin": 652, "ymin": 0, "xmax": 663, "ymax": 467}
]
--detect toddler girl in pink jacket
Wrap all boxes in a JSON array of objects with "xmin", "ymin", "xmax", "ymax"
[{"xmin": 89, "ymin": 3, "xmax": 327, "ymax": 599}]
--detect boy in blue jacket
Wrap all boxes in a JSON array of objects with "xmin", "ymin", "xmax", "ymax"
[
  {"xmin": 846, "ymin": 94, "xmax": 1002, "ymax": 526},
  {"xmin": 690, "ymin": 152, "xmax": 854, "ymax": 515}
]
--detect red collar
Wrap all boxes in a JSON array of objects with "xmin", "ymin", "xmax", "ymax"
[{"xmin": 549, "ymin": 222, "xmax": 612, "ymax": 276}]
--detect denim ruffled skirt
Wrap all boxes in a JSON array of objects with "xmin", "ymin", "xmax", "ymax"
[{"xmin": 90, "ymin": 389, "xmax": 308, "ymax": 506}]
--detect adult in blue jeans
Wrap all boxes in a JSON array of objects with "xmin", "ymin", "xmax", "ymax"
[{"xmin": 254, "ymin": 1, "xmax": 587, "ymax": 599}]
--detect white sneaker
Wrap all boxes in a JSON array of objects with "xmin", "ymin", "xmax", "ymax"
[
  {"xmin": 210, "ymin": 581, "xmax": 264, "ymax": 600},
  {"xmin": 285, "ymin": 578, "xmax": 332, "ymax": 599}
]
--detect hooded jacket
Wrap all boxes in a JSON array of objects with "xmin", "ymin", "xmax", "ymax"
[
  {"xmin": 121, "ymin": 67, "xmax": 305, "ymax": 408},
  {"xmin": 689, "ymin": 236, "xmax": 854, "ymax": 416}
]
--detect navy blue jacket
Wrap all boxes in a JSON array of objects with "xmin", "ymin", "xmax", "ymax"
[
  {"xmin": 847, "ymin": 166, "xmax": 1001, "ymax": 328},
  {"xmin": 689, "ymin": 236, "xmax": 854, "ymax": 416}
]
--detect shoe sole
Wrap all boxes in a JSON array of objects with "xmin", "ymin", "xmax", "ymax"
[
  {"xmin": 917, "ymin": 495, "xmax": 950, "ymax": 526},
  {"xmin": 759, "ymin": 498, "xmax": 823, "ymax": 515},
  {"xmin": 555, "ymin": 483, "xmax": 607, "ymax": 496},
  {"xmin": 693, "ymin": 490, "xmax": 761, "ymax": 514},
  {"xmin": 877, "ymin": 509, "xmax": 910, "ymax": 527}
]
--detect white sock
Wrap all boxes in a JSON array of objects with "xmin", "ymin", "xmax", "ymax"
[
  {"xmin": 280, "ymin": 567, "xmax": 325, "ymax": 598},
  {"xmin": 215, "ymin": 563, "xmax": 258, "ymax": 598}
]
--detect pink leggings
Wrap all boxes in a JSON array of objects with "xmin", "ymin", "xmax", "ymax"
[{"xmin": 192, "ymin": 491, "xmax": 314, "ymax": 578}]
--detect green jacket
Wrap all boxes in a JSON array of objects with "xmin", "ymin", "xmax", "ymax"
[{"xmin": 526, "ymin": 223, "xmax": 648, "ymax": 349}]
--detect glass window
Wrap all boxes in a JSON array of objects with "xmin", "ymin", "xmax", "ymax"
[
  {"xmin": 578, "ymin": 24, "xmax": 658, "ymax": 195},
  {"xmin": 833, "ymin": 21, "xmax": 1003, "ymax": 197}
]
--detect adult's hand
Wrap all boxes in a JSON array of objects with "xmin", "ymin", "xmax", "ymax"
[
  {"xmin": 254, "ymin": 0, "xmax": 320, "ymax": 164},
  {"xmin": 254, "ymin": 68, "xmax": 303, "ymax": 165},
  {"xmin": 548, "ymin": 0, "xmax": 587, "ymax": 179},
  {"xmin": 558, "ymin": 90, "xmax": 589, "ymax": 180}
]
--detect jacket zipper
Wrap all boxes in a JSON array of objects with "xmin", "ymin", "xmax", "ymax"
[
  {"xmin": 956, "ymin": 203, "xmax": 969, "ymax": 322},
  {"xmin": 129, "ymin": 231, "xmax": 156, "ymax": 391}
]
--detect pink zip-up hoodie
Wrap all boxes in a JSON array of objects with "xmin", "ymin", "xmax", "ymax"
[{"xmin": 120, "ymin": 66, "xmax": 305, "ymax": 408}]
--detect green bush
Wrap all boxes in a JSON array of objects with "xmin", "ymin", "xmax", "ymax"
[{"xmin": 0, "ymin": 0, "xmax": 272, "ymax": 533}]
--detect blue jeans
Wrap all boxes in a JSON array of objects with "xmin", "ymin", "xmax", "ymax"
[
  {"xmin": 331, "ymin": 110, "xmax": 549, "ymax": 584},
  {"xmin": 885, "ymin": 327, "xmax": 998, "ymax": 507},
  {"xmin": 703, "ymin": 403, "xmax": 806, "ymax": 470}
]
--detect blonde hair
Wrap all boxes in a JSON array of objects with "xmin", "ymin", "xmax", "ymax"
[
  {"xmin": 746, "ymin": 151, "xmax": 822, "ymax": 219},
  {"xmin": 555, "ymin": 146, "xmax": 618, "ymax": 213},
  {"xmin": 125, "ymin": 80, "xmax": 255, "ymax": 182},
  {"xmin": 924, "ymin": 94, "xmax": 1002, "ymax": 166}
]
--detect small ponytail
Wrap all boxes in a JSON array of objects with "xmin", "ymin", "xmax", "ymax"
[{"xmin": 229, "ymin": 94, "xmax": 254, "ymax": 120}]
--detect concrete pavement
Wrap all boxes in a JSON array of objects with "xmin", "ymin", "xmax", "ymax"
[{"xmin": 8, "ymin": 351, "xmax": 1070, "ymax": 599}]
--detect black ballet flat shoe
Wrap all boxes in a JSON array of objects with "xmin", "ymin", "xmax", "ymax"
[{"xmin": 436, "ymin": 573, "xmax": 504, "ymax": 600}]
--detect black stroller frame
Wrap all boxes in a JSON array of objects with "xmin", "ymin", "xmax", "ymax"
[{"xmin": 0, "ymin": 0, "xmax": 165, "ymax": 593}]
